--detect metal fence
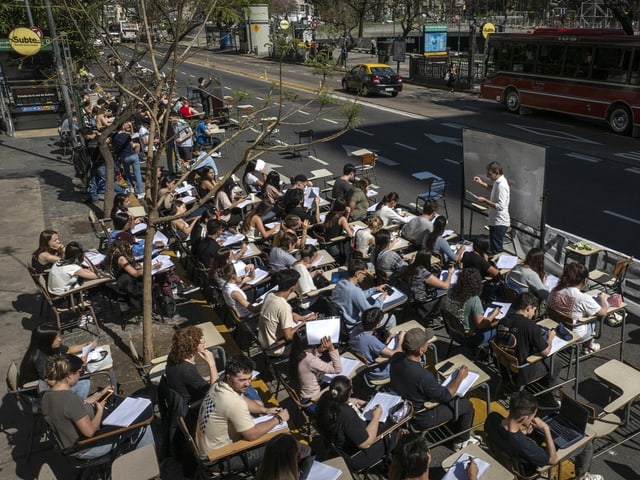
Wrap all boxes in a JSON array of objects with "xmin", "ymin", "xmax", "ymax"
[{"xmin": 409, "ymin": 56, "xmax": 485, "ymax": 90}]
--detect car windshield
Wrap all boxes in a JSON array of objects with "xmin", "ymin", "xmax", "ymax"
[{"xmin": 371, "ymin": 67, "xmax": 395, "ymax": 75}]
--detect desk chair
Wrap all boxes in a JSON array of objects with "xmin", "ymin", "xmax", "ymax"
[
  {"xmin": 588, "ymin": 256, "xmax": 633, "ymax": 296},
  {"xmin": 348, "ymin": 351, "xmax": 391, "ymax": 392},
  {"xmin": 414, "ymin": 173, "xmax": 448, "ymax": 217},
  {"xmin": 353, "ymin": 151, "xmax": 378, "ymax": 185},
  {"xmin": 292, "ymin": 129, "xmax": 317, "ymax": 158},
  {"xmin": 409, "ymin": 399, "xmax": 460, "ymax": 448},
  {"xmin": 441, "ymin": 309, "xmax": 491, "ymax": 361},
  {"xmin": 594, "ymin": 359, "xmax": 640, "ymax": 428},
  {"xmin": 6, "ymin": 362, "xmax": 45, "ymax": 461},
  {"xmin": 485, "ymin": 433, "xmax": 546, "ymax": 479},
  {"xmin": 87, "ymin": 210, "xmax": 112, "ymax": 252},
  {"xmin": 490, "ymin": 340, "xmax": 551, "ymax": 400},
  {"xmin": 277, "ymin": 370, "xmax": 317, "ymax": 440}
]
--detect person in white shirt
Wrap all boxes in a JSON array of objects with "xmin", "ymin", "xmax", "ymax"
[
  {"xmin": 473, "ymin": 161, "xmax": 510, "ymax": 254},
  {"xmin": 374, "ymin": 192, "xmax": 409, "ymax": 227},
  {"xmin": 48, "ymin": 242, "xmax": 100, "ymax": 295}
]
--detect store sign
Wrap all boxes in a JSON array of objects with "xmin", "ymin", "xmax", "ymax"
[{"xmin": 9, "ymin": 27, "xmax": 42, "ymax": 55}]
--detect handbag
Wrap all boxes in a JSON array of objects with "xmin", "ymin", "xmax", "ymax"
[
  {"xmin": 607, "ymin": 293, "xmax": 622, "ymax": 308},
  {"xmin": 444, "ymin": 72, "xmax": 451, "ymax": 81},
  {"xmin": 85, "ymin": 348, "xmax": 113, "ymax": 373}
]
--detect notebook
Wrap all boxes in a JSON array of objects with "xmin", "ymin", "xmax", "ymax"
[{"xmin": 541, "ymin": 395, "xmax": 589, "ymax": 449}]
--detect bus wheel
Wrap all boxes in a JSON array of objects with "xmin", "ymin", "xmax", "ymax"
[
  {"xmin": 505, "ymin": 89, "xmax": 521, "ymax": 113},
  {"xmin": 608, "ymin": 105, "xmax": 632, "ymax": 135}
]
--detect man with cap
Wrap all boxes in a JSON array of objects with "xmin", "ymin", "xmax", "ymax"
[{"xmin": 390, "ymin": 328, "xmax": 480, "ymax": 450}]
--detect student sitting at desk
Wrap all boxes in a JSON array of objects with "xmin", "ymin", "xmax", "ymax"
[
  {"xmin": 496, "ymin": 293, "xmax": 561, "ymax": 409},
  {"xmin": 170, "ymin": 199, "xmax": 201, "ymax": 242},
  {"xmin": 332, "ymin": 259, "xmax": 394, "ymax": 333},
  {"xmin": 269, "ymin": 232, "xmax": 299, "ymax": 273},
  {"xmin": 48, "ymin": 242, "xmax": 100, "ymax": 295},
  {"xmin": 461, "ymin": 236, "xmax": 500, "ymax": 279},
  {"xmin": 215, "ymin": 179, "xmax": 245, "ymax": 227},
  {"xmin": 273, "ymin": 215, "xmax": 309, "ymax": 250},
  {"xmin": 405, "ymin": 250, "xmax": 454, "ymax": 322},
  {"xmin": 505, "ymin": 247, "xmax": 550, "ymax": 300},
  {"xmin": 42, "ymin": 354, "xmax": 154, "ymax": 459},
  {"xmin": 485, "ymin": 391, "xmax": 603, "ymax": 480},
  {"xmin": 243, "ymin": 159, "xmax": 266, "ymax": 194},
  {"xmin": 349, "ymin": 308, "xmax": 405, "ymax": 381},
  {"xmin": 241, "ymin": 201, "xmax": 280, "ymax": 242},
  {"xmin": 347, "ymin": 177, "xmax": 372, "ymax": 221},
  {"xmin": 109, "ymin": 193, "xmax": 142, "ymax": 230},
  {"xmin": 263, "ymin": 171, "xmax": 283, "ymax": 205},
  {"xmin": 547, "ymin": 262, "xmax": 607, "ymax": 354},
  {"xmin": 374, "ymin": 192, "xmax": 409, "ymax": 227},
  {"xmin": 221, "ymin": 263, "xmax": 260, "ymax": 320},
  {"xmin": 371, "ymin": 229, "xmax": 408, "ymax": 281},
  {"xmin": 284, "ymin": 187, "xmax": 321, "ymax": 225},
  {"xmin": 353, "ymin": 216, "xmax": 383, "ymax": 260},
  {"xmin": 442, "ymin": 268, "xmax": 500, "ymax": 348},
  {"xmin": 289, "ymin": 329, "xmax": 342, "ymax": 411},
  {"xmin": 424, "ymin": 216, "xmax": 464, "ymax": 265},
  {"xmin": 401, "ymin": 199, "xmax": 437, "ymax": 247},
  {"xmin": 292, "ymin": 245, "xmax": 324, "ymax": 296}
]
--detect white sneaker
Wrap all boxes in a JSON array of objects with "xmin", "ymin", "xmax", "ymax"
[
  {"xmin": 211, "ymin": 151, "xmax": 222, "ymax": 157},
  {"xmin": 453, "ymin": 434, "xmax": 481, "ymax": 451},
  {"xmin": 579, "ymin": 473, "xmax": 604, "ymax": 480},
  {"xmin": 136, "ymin": 193, "xmax": 145, "ymax": 199},
  {"xmin": 79, "ymin": 315, "xmax": 87, "ymax": 328}
]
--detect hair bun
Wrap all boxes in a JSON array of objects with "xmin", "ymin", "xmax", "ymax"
[{"xmin": 330, "ymin": 388, "xmax": 339, "ymax": 398}]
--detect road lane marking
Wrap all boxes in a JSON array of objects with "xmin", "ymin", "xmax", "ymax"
[
  {"xmin": 614, "ymin": 151, "xmax": 640, "ymax": 162},
  {"xmin": 425, "ymin": 134, "xmax": 462, "ymax": 146},
  {"xmin": 442, "ymin": 122, "xmax": 464, "ymax": 129},
  {"xmin": 395, "ymin": 142, "xmax": 417, "ymax": 151},
  {"xmin": 354, "ymin": 129, "xmax": 374, "ymax": 136},
  {"xmin": 444, "ymin": 158, "xmax": 461, "ymax": 165},
  {"xmin": 566, "ymin": 153, "xmax": 601, "ymax": 163},
  {"xmin": 376, "ymin": 155, "xmax": 399, "ymax": 166},
  {"xmin": 298, "ymin": 110, "xmax": 310, "ymax": 115},
  {"xmin": 309, "ymin": 155, "xmax": 329, "ymax": 165},
  {"xmin": 603, "ymin": 210, "xmax": 640, "ymax": 225},
  {"xmin": 624, "ymin": 167, "xmax": 640, "ymax": 175},
  {"xmin": 508, "ymin": 124, "xmax": 601, "ymax": 144},
  {"xmin": 323, "ymin": 118, "xmax": 339, "ymax": 124},
  {"xmin": 255, "ymin": 96, "xmax": 264, "ymax": 101}
]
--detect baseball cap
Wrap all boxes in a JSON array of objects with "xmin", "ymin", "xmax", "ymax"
[{"xmin": 402, "ymin": 327, "xmax": 435, "ymax": 353}]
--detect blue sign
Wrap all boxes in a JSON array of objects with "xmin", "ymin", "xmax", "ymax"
[{"xmin": 423, "ymin": 24, "xmax": 447, "ymax": 56}]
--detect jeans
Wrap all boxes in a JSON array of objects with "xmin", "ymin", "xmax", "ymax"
[
  {"xmin": 122, "ymin": 153, "xmax": 144, "ymax": 195},
  {"xmin": 489, "ymin": 225, "xmax": 509, "ymax": 254},
  {"xmin": 88, "ymin": 164, "xmax": 106, "ymax": 201}
]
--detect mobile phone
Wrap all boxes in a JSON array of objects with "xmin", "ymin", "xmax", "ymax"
[
  {"xmin": 438, "ymin": 361, "xmax": 454, "ymax": 373},
  {"xmin": 97, "ymin": 389, "xmax": 113, "ymax": 403},
  {"xmin": 384, "ymin": 286, "xmax": 394, "ymax": 295}
]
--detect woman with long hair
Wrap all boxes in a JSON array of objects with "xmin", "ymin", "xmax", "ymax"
[
  {"xmin": 243, "ymin": 159, "xmax": 266, "ymax": 194},
  {"xmin": 166, "ymin": 326, "xmax": 218, "ymax": 405},
  {"xmin": 215, "ymin": 179, "xmax": 245, "ymax": 227},
  {"xmin": 19, "ymin": 322, "xmax": 94, "ymax": 397},
  {"xmin": 241, "ymin": 201, "xmax": 279, "ymax": 242},
  {"xmin": 323, "ymin": 198, "xmax": 353, "ymax": 239},
  {"xmin": 506, "ymin": 247, "xmax": 549, "ymax": 299},
  {"xmin": 48, "ymin": 242, "xmax": 99, "ymax": 295},
  {"xmin": 425, "ymin": 216, "xmax": 464, "ymax": 265},
  {"xmin": 197, "ymin": 165, "xmax": 217, "ymax": 198},
  {"xmin": 32, "ymin": 230, "xmax": 65, "ymax": 274},
  {"xmin": 289, "ymin": 329, "xmax": 342, "ymax": 411},
  {"xmin": 353, "ymin": 216, "xmax": 382, "ymax": 259},
  {"xmin": 220, "ymin": 263, "xmax": 260, "ymax": 319},
  {"xmin": 170, "ymin": 199, "xmax": 201, "ymax": 241},
  {"xmin": 442, "ymin": 268, "xmax": 500, "ymax": 347},
  {"xmin": 315, "ymin": 375, "xmax": 386, "ymax": 471},
  {"xmin": 405, "ymin": 249, "xmax": 454, "ymax": 305},
  {"xmin": 42, "ymin": 354, "xmax": 153, "ymax": 459},
  {"xmin": 255, "ymin": 434, "xmax": 300, "ymax": 480},
  {"xmin": 375, "ymin": 192, "xmax": 409, "ymax": 226},
  {"xmin": 263, "ymin": 170, "xmax": 283, "ymax": 205},
  {"xmin": 548, "ymin": 262, "xmax": 607, "ymax": 349},
  {"xmin": 273, "ymin": 215, "xmax": 308, "ymax": 249},
  {"xmin": 461, "ymin": 236, "xmax": 500, "ymax": 278},
  {"xmin": 190, "ymin": 209, "xmax": 215, "ymax": 255},
  {"xmin": 371, "ymin": 229, "xmax": 407, "ymax": 280}
]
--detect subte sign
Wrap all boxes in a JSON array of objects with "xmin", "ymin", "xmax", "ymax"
[{"xmin": 9, "ymin": 27, "xmax": 42, "ymax": 55}]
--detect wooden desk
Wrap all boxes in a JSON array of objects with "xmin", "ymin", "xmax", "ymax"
[
  {"xmin": 197, "ymin": 321, "xmax": 226, "ymax": 347},
  {"xmin": 206, "ymin": 426, "xmax": 289, "ymax": 461},
  {"xmin": 435, "ymin": 353, "xmax": 491, "ymax": 416},
  {"xmin": 314, "ymin": 249, "xmax": 337, "ymax": 269},
  {"xmin": 389, "ymin": 235, "xmax": 411, "ymax": 252},
  {"xmin": 585, "ymin": 290, "xmax": 628, "ymax": 361},
  {"xmin": 317, "ymin": 456, "xmax": 354, "ymax": 480},
  {"xmin": 594, "ymin": 359, "xmax": 640, "ymax": 426},
  {"xmin": 441, "ymin": 444, "xmax": 513, "ymax": 480},
  {"xmin": 532, "ymin": 318, "xmax": 581, "ymax": 395},
  {"xmin": 82, "ymin": 399, "xmax": 153, "ymax": 444},
  {"xmin": 564, "ymin": 243, "xmax": 602, "ymax": 268},
  {"xmin": 239, "ymin": 242, "xmax": 263, "ymax": 260}
]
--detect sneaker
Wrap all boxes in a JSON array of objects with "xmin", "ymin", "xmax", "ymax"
[
  {"xmin": 453, "ymin": 434, "xmax": 481, "ymax": 451},
  {"xmin": 79, "ymin": 315, "xmax": 88, "ymax": 328},
  {"xmin": 578, "ymin": 473, "xmax": 604, "ymax": 480},
  {"xmin": 606, "ymin": 311, "xmax": 623, "ymax": 327},
  {"xmin": 583, "ymin": 341, "xmax": 601, "ymax": 355},
  {"xmin": 136, "ymin": 193, "xmax": 145, "ymax": 199},
  {"xmin": 538, "ymin": 394, "xmax": 561, "ymax": 410},
  {"xmin": 211, "ymin": 151, "xmax": 222, "ymax": 158}
]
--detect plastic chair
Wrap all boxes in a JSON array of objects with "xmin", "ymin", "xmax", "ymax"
[
  {"xmin": 111, "ymin": 444, "xmax": 159, "ymax": 480},
  {"xmin": 415, "ymin": 173, "xmax": 448, "ymax": 217}
]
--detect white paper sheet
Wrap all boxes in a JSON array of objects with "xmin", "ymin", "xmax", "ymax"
[
  {"xmin": 323, "ymin": 357, "xmax": 360, "ymax": 382},
  {"xmin": 131, "ymin": 222, "xmax": 147, "ymax": 235},
  {"xmin": 442, "ymin": 452, "xmax": 491, "ymax": 480},
  {"xmin": 545, "ymin": 274, "xmax": 559, "ymax": 290},
  {"xmin": 442, "ymin": 369, "xmax": 480, "ymax": 397},
  {"xmin": 82, "ymin": 343, "xmax": 96, "ymax": 358},
  {"xmin": 548, "ymin": 335, "xmax": 570, "ymax": 355},
  {"xmin": 220, "ymin": 233, "xmax": 245, "ymax": 246},
  {"xmin": 362, "ymin": 392, "xmax": 402, "ymax": 422},
  {"xmin": 496, "ymin": 255, "xmax": 519, "ymax": 270},
  {"xmin": 372, "ymin": 287, "xmax": 406, "ymax": 307},
  {"xmin": 306, "ymin": 317, "xmax": 341, "ymax": 344},
  {"xmin": 440, "ymin": 269, "xmax": 460, "ymax": 285},
  {"xmin": 232, "ymin": 260, "xmax": 248, "ymax": 277},
  {"xmin": 306, "ymin": 461, "xmax": 342, "ymax": 480},
  {"xmin": 253, "ymin": 414, "xmax": 288, "ymax": 433},
  {"xmin": 246, "ymin": 268, "xmax": 269, "ymax": 286},
  {"xmin": 484, "ymin": 302, "xmax": 512, "ymax": 320},
  {"xmin": 102, "ymin": 397, "xmax": 152, "ymax": 427},
  {"xmin": 304, "ymin": 187, "xmax": 320, "ymax": 209},
  {"xmin": 83, "ymin": 251, "xmax": 105, "ymax": 267},
  {"xmin": 387, "ymin": 335, "xmax": 399, "ymax": 350},
  {"xmin": 152, "ymin": 254, "xmax": 174, "ymax": 275}
]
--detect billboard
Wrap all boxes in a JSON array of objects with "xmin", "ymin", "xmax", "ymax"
[{"xmin": 423, "ymin": 24, "xmax": 447, "ymax": 56}]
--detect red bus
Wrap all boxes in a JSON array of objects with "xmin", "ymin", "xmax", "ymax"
[{"xmin": 480, "ymin": 28, "xmax": 640, "ymax": 136}]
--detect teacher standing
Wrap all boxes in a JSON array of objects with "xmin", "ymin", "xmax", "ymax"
[{"xmin": 473, "ymin": 161, "xmax": 510, "ymax": 254}]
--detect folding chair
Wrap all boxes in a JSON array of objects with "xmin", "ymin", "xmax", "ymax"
[
  {"xmin": 353, "ymin": 150, "xmax": 378, "ymax": 185},
  {"xmin": 485, "ymin": 433, "xmax": 546, "ymax": 479},
  {"xmin": 490, "ymin": 340, "xmax": 552, "ymax": 400},
  {"xmin": 87, "ymin": 210, "xmax": 112, "ymax": 252},
  {"xmin": 292, "ymin": 129, "xmax": 317, "ymax": 158},
  {"xmin": 589, "ymin": 255, "xmax": 633, "ymax": 296}
]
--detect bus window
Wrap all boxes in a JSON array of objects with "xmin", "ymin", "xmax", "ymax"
[
  {"xmin": 512, "ymin": 43, "xmax": 537, "ymax": 73},
  {"xmin": 630, "ymin": 50, "xmax": 640, "ymax": 85},
  {"xmin": 497, "ymin": 43, "xmax": 512, "ymax": 71},
  {"xmin": 565, "ymin": 46, "xmax": 593, "ymax": 78},
  {"xmin": 593, "ymin": 47, "xmax": 629, "ymax": 83},
  {"xmin": 536, "ymin": 44, "xmax": 564, "ymax": 75}
]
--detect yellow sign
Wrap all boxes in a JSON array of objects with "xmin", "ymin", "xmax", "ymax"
[
  {"xmin": 9, "ymin": 27, "xmax": 42, "ymax": 55},
  {"xmin": 482, "ymin": 23, "xmax": 496, "ymax": 39},
  {"xmin": 279, "ymin": 19, "xmax": 290, "ymax": 30},
  {"xmin": 252, "ymin": 24, "xmax": 260, "ymax": 32}
]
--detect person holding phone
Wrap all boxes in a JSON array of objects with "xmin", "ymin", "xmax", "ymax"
[{"xmin": 41, "ymin": 354, "xmax": 154, "ymax": 459}]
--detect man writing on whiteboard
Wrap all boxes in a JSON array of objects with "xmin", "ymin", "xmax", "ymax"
[{"xmin": 473, "ymin": 161, "xmax": 511, "ymax": 254}]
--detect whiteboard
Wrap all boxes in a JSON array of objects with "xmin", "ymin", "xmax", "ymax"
[{"xmin": 462, "ymin": 129, "xmax": 547, "ymax": 232}]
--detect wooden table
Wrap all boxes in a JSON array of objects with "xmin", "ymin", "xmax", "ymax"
[
  {"xmin": 441, "ymin": 444, "xmax": 513, "ymax": 480},
  {"xmin": 435, "ymin": 353, "xmax": 491, "ymax": 416},
  {"xmin": 564, "ymin": 243, "xmax": 602, "ymax": 268},
  {"xmin": 198, "ymin": 321, "xmax": 226, "ymax": 347},
  {"xmin": 313, "ymin": 249, "xmax": 337, "ymax": 269}
]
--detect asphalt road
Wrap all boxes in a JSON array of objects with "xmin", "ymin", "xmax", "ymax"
[{"xmin": 132, "ymin": 48, "xmax": 640, "ymax": 258}]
